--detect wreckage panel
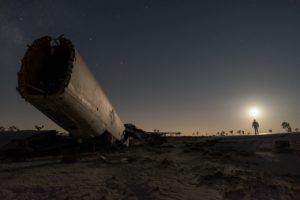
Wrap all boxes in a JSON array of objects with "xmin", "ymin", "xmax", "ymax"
[{"xmin": 27, "ymin": 93, "xmax": 107, "ymax": 138}]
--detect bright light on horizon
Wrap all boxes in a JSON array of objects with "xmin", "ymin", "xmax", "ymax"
[{"xmin": 249, "ymin": 107, "xmax": 261, "ymax": 118}]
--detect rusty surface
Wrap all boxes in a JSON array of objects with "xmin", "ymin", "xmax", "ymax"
[{"xmin": 17, "ymin": 36, "xmax": 125, "ymax": 141}]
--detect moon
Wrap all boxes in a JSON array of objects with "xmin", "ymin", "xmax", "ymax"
[{"xmin": 249, "ymin": 107, "xmax": 260, "ymax": 117}]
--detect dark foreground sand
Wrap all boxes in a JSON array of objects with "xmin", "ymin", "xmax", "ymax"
[{"xmin": 0, "ymin": 134, "xmax": 300, "ymax": 200}]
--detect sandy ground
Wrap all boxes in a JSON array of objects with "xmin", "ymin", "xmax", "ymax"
[{"xmin": 0, "ymin": 134, "xmax": 300, "ymax": 200}]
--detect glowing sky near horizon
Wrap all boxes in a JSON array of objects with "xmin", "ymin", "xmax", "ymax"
[
  {"xmin": 249, "ymin": 107, "xmax": 260, "ymax": 118},
  {"xmin": 0, "ymin": 0, "xmax": 300, "ymax": 134}
]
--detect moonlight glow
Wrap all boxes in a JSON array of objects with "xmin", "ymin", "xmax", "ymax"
[{"xmin": 249, "ymin": 107, "xmax": 260, "ymax": 117}]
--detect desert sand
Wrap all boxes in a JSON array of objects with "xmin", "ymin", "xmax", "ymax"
[{"xmin": 0, "ymin": 133, "xmax": 300, "ymax": 200}]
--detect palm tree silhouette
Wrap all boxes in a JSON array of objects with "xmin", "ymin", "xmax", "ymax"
[{"xmin": 281, "ymin": 122, "xmax": 292, "ymax": 132}]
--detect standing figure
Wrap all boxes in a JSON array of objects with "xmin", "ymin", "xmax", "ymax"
[{"xmin": 252, "ymin": 119, "xmax": 259, "ymax": 135}]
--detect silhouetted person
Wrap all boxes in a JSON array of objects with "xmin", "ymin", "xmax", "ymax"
[{"xmin": 252, "ymin": 119, "xmax": 259, "ymax": 135}]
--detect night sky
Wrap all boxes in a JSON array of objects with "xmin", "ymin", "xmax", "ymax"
[{"xmin": 0, "ymin": 0, "xmax": 300, "ymax": 134}]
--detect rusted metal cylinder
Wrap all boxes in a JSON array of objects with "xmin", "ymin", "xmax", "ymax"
[{"xmin": 17, "ymin": 36, "xmax": 125, "ymax": 140}]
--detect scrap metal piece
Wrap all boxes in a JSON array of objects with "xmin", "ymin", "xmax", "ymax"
[
  {"xmin": 17, "ymin": 36, "xmax": 125, "ymax": 141},
  {"xmin": 122, "ymin": 124, "xmax": 166, "ymax": 146}
]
